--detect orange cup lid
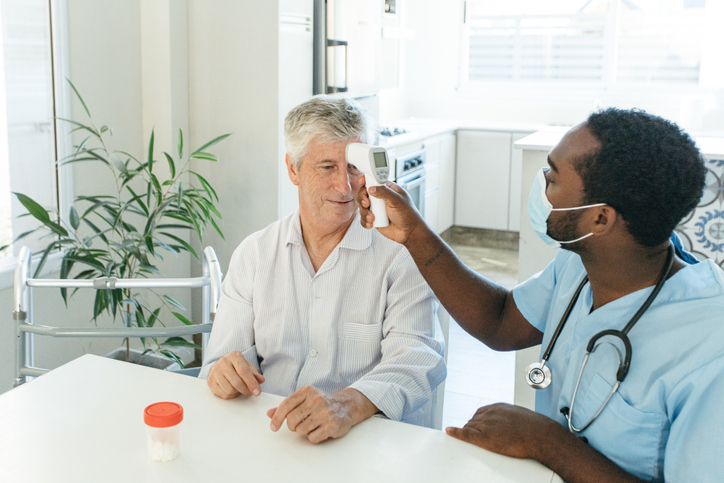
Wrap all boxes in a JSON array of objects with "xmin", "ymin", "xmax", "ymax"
[{"xmin": 144, "ymin": 402, "xmax": 183, "ymax": 428}]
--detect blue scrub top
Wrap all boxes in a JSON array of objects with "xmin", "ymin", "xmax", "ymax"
[{"xmin": 513, "ymin": 250, "xmax": 724, "ymax": 482}]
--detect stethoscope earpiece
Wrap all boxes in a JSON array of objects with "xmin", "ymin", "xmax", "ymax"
[{"xmin": 525, "ymin": 361, "xmax": 552, "ymax": 389}]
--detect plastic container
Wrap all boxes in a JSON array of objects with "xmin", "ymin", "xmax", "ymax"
[{"xmin": 144, "ymin": 402, "xmax": 183, "ymax": 462}]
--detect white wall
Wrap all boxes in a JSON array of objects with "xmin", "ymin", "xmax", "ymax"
[{"xmin": 187, "ymin": 0, "xmax": 281, "ymax": 275}]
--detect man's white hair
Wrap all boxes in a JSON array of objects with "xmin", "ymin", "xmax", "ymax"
[{"xmin": 284, "ymin": 95, "xmax": 378, "ymax": 169}]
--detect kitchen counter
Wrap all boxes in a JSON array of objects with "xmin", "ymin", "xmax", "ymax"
[
  {"xmin": 379, "ymin": 119, "xmax": 551, "ymax": 149},
  {"xmin": 515, "ymin": 128, "xmax": 724, "ymax": 158}
]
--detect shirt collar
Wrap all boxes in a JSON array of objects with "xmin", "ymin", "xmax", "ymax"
[{"xmin": 285, "ymin": 210, "xmax": 371, "ymax": 251}]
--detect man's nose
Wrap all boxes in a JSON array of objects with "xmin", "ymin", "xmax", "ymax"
[{"xmin": 334, "ymin": 168, "xmax": 352, "ymax": 195}]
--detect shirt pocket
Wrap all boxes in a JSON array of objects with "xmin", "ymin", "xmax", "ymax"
[
  {"xmin": 575, "ymin": 373, "xmax": 665, "ymax": 481},
  {"xmin": 340, "ymin": 322, "xmax": 383, "ymax": 384}
]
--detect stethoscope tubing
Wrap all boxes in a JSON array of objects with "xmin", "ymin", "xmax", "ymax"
[{"xmin": 530, "ymin": 244, "xmax": 676, "ymax": 432}]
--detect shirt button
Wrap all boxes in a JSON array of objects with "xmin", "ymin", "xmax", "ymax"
[{"xmin": 309, "ymin": 349, "xmax": 318, "ymax": 358}]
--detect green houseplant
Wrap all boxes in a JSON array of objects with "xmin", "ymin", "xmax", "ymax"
[{"xmin": 3, "ymin": 81, "xmax": 229, "ymax": 367}]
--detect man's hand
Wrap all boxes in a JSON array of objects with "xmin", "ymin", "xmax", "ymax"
[
  {"xmin": 207, "ymin": 351, "xmax": 265, "ymax": 399},
  {"xmin": 267, "ymin": 387, "xmax": 378, "ymax": 444},
  {"xmin": 357, "ymin": 178, "xmax": 425, "ymax": 245},
  {"xmin": 445, "ymin": 403, "xmax": 552, "ymax": 460}
]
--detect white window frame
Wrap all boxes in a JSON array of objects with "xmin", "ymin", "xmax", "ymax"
[
  {"xmin": 456, "ymin": 0, "xmax": 723, "ymax": 104},
  {"xmin": 0, "ymin": 0, "xmax": 73, "ymax": 290}
]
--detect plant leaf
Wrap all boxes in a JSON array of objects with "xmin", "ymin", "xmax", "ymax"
[
  {"xmin": 162, "ymin": 337, "xmax": 201, "ymax": 350},
  {"xmin": 163, "ymin": 295, "xmax": 186, "ymax": 311},
  {"xmin": 178, "ymin": 129, "xmax": 183, "ymax": 159},
  {"xmin": 66, "ymin": 78, "xmax": 91, "ymax": 119},
  {"xmin": 191, "ymin": 133, "xmax": 231, "ymax": 155},
  {"xmin": 147, "ymin": 129, "xmax": 155, "ymax": 173},
  {"xmin": 160, "ymin": 232, "xmax": 198, "ymax": 259},
  {"xmin": 69, "ymin": 206, "xmax": 80, "ymax": 230},
  {"xmin": 14, "ymin": 193, "xmax": 51, "ymax": 224},
  {"xmin": 190, "ymin": 171, "xmax": 219, "ymax": 202},
  {"xmin": 164, "ymin": 152, "xmax": 176, "ymax": 178},
  {"xmin": 33, "ymin": 242, "xmax": 58, "ymax": 278},
  {"xmin": 82, "ymin": 219, "xmax": 110, "ymax": 244},
  {"xmin": 171, "ymin": 312, "xmax": 192, "ymax": 325},
  {"xmin": 148, "ymin": 307, "xmax": 161, "ymax": 328},
  {"xmin": 190, "ymin": 152, "xmax": 218, "ymax": 162},
  {"xmin": 159, "ymin": 349, "xmax": 185, "ymax": 369}
]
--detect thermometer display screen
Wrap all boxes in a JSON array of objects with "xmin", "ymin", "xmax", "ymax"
[{"xmin": 373, "ymin": 151, "xmax": 388, "ymax": 168}]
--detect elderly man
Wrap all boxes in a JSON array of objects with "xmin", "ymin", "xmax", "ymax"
[
  {"xmin": 199, "ymin": 95, "xmax": 445, "ymax": 443},
  {"xmin": 359, "ymin": 108, "xmax": 724, "ymax": 481}
]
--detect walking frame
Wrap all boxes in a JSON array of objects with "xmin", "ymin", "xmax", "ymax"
[{"xmin": 11, "ymin": 245, "xmax": 222, "ymax": 387}]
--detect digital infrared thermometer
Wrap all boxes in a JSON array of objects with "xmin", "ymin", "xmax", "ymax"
[{"xmin": 346, "ymin": 143, "xmax": 390, "ymax": 228}]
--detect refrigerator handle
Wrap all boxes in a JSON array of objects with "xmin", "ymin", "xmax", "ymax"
[{"xmin": 326, "ymin": 39, "xmax": 348, "ymax": 93}]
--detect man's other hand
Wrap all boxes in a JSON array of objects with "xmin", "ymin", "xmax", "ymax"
[
  {"xmin": 267, "ymin": 387, "xmax": 378, "ymax": 444},
  {"xmin": 207, "ymin": 351, "xmax": 265, "ymax": 399},
  {"xmin": 357, "ymin": 178, "xmax": 425, "ymax": 245},
  {"xmin": 445, "ymin": 403, "xmax": 552, "ymax": 460}
]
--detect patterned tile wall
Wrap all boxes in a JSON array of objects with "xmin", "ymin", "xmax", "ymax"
[{"xmin": 675, "ymin": 157, "xmax": 724, "ymax": 268}]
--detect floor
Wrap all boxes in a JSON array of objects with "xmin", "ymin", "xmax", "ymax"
[{"xmin": 441, "ymin": 244, "xmax": 519, "ymax": 430}]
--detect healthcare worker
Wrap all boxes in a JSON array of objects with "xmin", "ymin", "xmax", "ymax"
[{"xmin": 358, "ymin": 108, "xmax": 724, "ymax": 482}]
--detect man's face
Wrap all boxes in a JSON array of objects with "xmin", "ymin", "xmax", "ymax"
[
  {"xmin": 287, "ymin": 135, "xmax": 363, "ymax": 229},
  {"xmin": 544, "ymin": 123, "xmax": 601, "ymax": 250}
]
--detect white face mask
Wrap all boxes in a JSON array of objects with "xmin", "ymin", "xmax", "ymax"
[{"xmin": 527, "ymin": 168, "xmax": 606, "ymax": 248}]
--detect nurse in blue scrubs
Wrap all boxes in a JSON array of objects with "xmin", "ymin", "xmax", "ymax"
[{"xmin": 358, "ymin": 108, "xmax": 724, "ymax": 483}]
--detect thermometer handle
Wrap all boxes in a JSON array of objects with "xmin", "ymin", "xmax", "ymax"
[{"xmin": 369, "ymin": 194, "xmax": 389, "ymax": 228}]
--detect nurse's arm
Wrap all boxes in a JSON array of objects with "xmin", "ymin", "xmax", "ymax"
[
  {"xmin": 446, "ymin": 403, "xmax": 647, "ymax": 483},
  {"xmin": 360, "ymin": 182, "xmax": 541, "ymax": 351}
]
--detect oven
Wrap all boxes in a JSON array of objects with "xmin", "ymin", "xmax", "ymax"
[{"xmin": 395, "ymin": 149, "xmax": 427, "ymax": 217}]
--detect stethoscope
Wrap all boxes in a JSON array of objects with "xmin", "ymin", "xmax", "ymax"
[{"xmin": 525, "ymin": 243, "xmax": 675, "ymax": 434}]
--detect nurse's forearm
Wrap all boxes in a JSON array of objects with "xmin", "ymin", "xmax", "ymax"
[
  {"xmin": 403, "ymin": 223, "xmax": 539, "ymax": 351},
  {"xmin": 535, "ymin": 423, "xmax": 648, "ymax": 483}
]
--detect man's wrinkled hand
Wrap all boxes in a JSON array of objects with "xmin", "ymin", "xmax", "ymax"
[
  {"xmin": 445, "ymin": 403, "xmax": 551, "ymax": 460},
  {"xmin": 267, "ymin": 387, "xmax": 377, "ymax": 444},
  {"xmin": 357, "ymin": 178, "xmax": 425, "ymax": 245},
  {"xmin": 207, "ymin": 351, "xmax": 265, "ymax": 400}
]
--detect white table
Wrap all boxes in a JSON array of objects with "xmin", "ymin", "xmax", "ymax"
[{"xmin": 0, "ymin": 355, "xmax": 561, "ymax": 482}]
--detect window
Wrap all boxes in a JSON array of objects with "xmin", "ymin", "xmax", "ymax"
[
  {"xmin": 0, "ymin": 0, "xmax": 61, "ymax": 264},
  {"xmin": 462, "ymin": 0, "xmax": 711, "ymax": 88}
]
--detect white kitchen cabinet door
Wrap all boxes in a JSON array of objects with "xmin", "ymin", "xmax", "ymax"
[
  {"xmin": 425, "ymin": 161, "xmax": 441, "ymax": 193},
  {"xmin": 438, "ymin": 133, "xmax": 456, "ymax": 233},
  {"xmin": 425, "ymin": 188, "xmax": 440, "ymax": 233},
  {"xmin": 508, "ymin": 132, "xmax": 532, "ymax": 232},
  {"xmin": 455, "ymin": 131, "xmax": 512, "ymax": 231}
]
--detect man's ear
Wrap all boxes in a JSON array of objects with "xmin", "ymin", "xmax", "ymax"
[
  {"xmin": 286, "ymin": 154, "xmax": 299, "ymax": 186},
  {"xmin": 591, "ymin": 205, "xmax": 618, "ymax": 235}
]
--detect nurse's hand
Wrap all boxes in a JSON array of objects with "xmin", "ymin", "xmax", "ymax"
[
  {"xmin": 357, "ymin": 178, "xmax": 425, "ymax": 245},
  {"xmin": 267, "ymin": 386, "xmax": 378, "ymax": 444},
  {"xmin": 207, "ymin": 351, "xmax": 265, "ymax": 399},
  {"xmin": 445, "ymin": 403, "xmax": 552, "ymax": 460}
]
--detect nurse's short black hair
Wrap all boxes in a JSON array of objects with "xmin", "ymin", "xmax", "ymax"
[{"xmin": 576, "ymin": 108, "xmax": 707, "ymax": 247}]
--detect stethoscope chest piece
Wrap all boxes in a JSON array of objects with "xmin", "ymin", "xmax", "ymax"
[{"xmin": 525, "ymin": 361, "xmax": 552, "ymax": 389}]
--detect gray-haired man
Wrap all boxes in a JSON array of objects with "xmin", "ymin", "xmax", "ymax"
[{"xmin": 199, "ymin": 95, "xmax": 446, "ymax": 443}]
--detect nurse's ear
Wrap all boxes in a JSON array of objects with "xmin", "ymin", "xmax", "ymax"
[{"xmin": 590, "ymin": 205, "xmax": 619, "ymax": 236}]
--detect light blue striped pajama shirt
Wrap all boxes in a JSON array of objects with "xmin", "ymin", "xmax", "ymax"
[{"xmin": 199, "ymin": 212, "xmax": 446, "ymax": 427}]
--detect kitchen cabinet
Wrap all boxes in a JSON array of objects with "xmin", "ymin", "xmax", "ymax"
[
  {"xmin": 455, "ymin": 130, "xmax": 533, "ymax": 232},
  {"xmin": 423, "ymin": 132, "xmax": 456, "ymax": 234}
]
